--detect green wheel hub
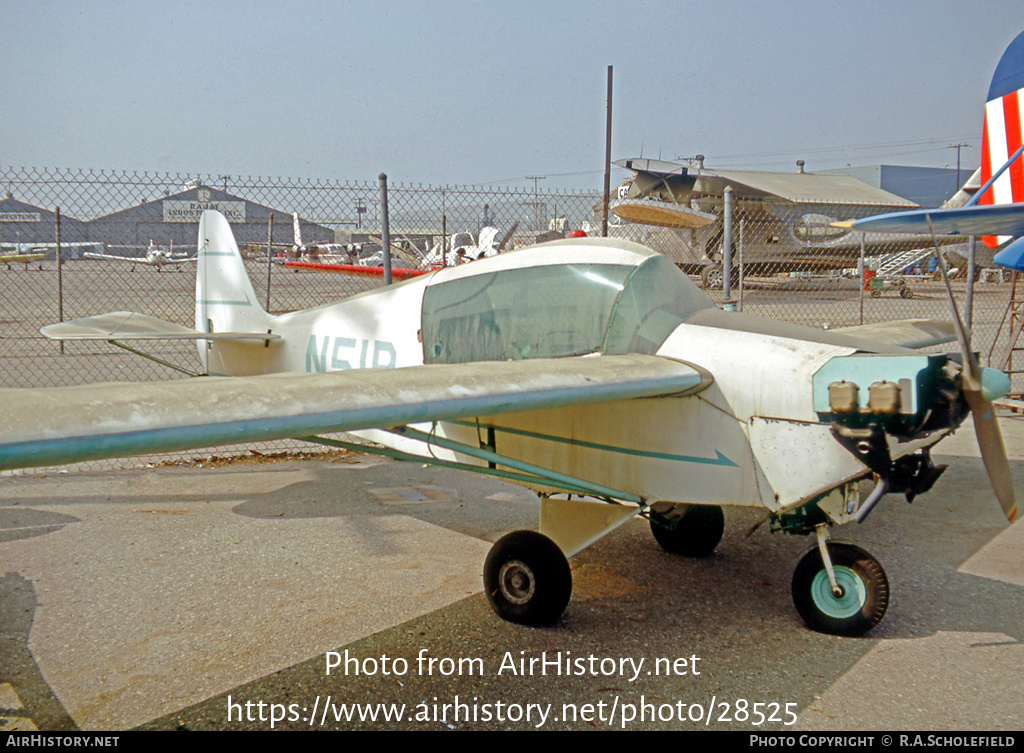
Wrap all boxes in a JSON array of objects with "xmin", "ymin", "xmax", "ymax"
[
  {"xmin": 791, "ymin": 542, "xmax": 889, "ymax": 636},
  {"xmin": 809, "ymin": 566, "xmax": 866, "ymax": 619}
]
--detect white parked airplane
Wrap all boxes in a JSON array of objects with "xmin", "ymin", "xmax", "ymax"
[
  {"xmin": 85, "ymin": 240, "xmax": 197, "ymax": 271},
  {"xmin": 4, "ymin": 208, "xmax": 1014, "ymax": 637}
]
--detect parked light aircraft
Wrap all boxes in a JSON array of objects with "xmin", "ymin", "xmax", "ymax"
[
  {"xmin": 1, "ymin": 241, "xmax": 104, "ymax": 264},
  {"xmin": 286, "ymin": 211, "xmax": 425, "ymax": 273},
  {"xmin": 290, "ymin": 222, "xmax": 520, "ymax": 277},
  {"xmin": 288, "ymin": 211, "xmax": 351, "ymax": 261},
  {"xmin": 3, "ymin": 207, "xmax": 1015, "ymax": 637},
  {"xmin": 419, "ymin": 223, "xmax": 520, "ymax": 267},
  {"xmin": 85, "ymin": 240, "xmax": 197, "ymax": 271},
  {"xmin": 0, "ymin": 250, "xmax": 45, "ymax": 268}
]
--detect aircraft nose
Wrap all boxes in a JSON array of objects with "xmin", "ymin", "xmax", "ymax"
[{"xmin": 979, "ymin": 366, "xmax": 1011, "ymax": 402}]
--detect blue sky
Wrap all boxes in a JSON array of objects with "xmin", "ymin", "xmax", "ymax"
[{"xmin": 2, "ymin": 0, "xmax": 1022, "ymax": 189}]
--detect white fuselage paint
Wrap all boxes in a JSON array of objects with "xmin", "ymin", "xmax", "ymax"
[{"xmin": 193, "ymin": 211, "xmax": 904, "ymax": 514}]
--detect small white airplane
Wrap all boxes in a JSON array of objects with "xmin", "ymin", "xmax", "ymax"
[
  {"xmin": 287, "ymin": 211, "xmax": 425, "ymax": 274},
  {"xmin": 3, "ymin": 206, "xmax": 1016, "ymax": 637},
  {"xmin": 288, "ymin": 211, "xmax": 351, "ymax": 261},
  {"xmin": 85, "ymin": 240, "xmax": 198, "ymax": 271},
  {"xmin": 419, "ymin": 223, "xmax": 520, "ymax": 267}
]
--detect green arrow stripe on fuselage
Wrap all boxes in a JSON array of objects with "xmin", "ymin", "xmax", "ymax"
[{"xmin": 449, "ymin": 420, "xmax": 737, "ymax": 467}]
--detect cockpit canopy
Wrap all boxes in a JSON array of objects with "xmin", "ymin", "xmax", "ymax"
[{"xmin": 422, "ymin": 253, "xmax": 712, "ymax": 364}]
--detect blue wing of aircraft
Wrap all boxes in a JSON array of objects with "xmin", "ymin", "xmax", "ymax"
[
  {"xmin": 847, "ymin": 203, "xmax": 1024, "ymax": 238},
  {"xmin": 846, "ymin": 203, "xmax": 1024, "ymax": 271}
]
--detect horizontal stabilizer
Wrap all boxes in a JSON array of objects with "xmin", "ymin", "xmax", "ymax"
[
  {"xmin": 0, "ymin": 354, "xmax": 710, "ymax": 471},
  {"xmin": 830, "ymin": 319, "xmax": 957, "ymax": 349},
  {"xmin": 41, "ymin": 312, "xmax": 281, "ymax": 341}
]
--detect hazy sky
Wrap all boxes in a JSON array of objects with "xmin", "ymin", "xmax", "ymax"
[{"xmin": 3, "ymin": 0, "xmax": 1022, "ymax": 189}]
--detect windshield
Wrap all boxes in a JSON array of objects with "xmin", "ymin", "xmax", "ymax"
[
  {"xmin": 604, "ymin": 254, "xmax": 713, "ymax": 354},
  {"xmin": 421, "ymin": 254, "xmax": 711, "ymax": 364}
]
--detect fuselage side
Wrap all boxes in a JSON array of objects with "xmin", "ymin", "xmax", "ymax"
[{"xmin": 196, "ymin": 216, "xmax": 959, "ymax": 514}]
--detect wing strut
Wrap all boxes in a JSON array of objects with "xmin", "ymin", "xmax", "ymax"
[{"xmin": 301, "ymin": 426, "xmax": 643, "ymax": 505}]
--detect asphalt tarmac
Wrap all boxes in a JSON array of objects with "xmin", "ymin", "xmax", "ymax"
[{"xmin": 1, "ymin": 418, "xmax": 1022, "ymax": 732}]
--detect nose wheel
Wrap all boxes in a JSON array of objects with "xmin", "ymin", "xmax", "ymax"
[
  {"xmin": 484, "ymin": 530, "xmax": 572, "ymax": 626},
  {"xmin": 791, "ymin": 542, "xmax": 889, "ymax": 636}
]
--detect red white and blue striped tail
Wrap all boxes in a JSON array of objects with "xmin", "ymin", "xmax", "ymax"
[{"xmin": 979, "ymin": 30, "xmax": 1024, "ymax": 246}]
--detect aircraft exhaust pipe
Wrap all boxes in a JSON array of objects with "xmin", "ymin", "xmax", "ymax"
[{"xmin": 856, "ymin": 478, "xmax": 889, "ymax": 524}]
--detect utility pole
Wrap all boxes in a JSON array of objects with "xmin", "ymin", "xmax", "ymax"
[
  {"xmin": 526, "ymin": 175, "xmax": 546, "ymax": 230},
  {"xmin": 949, "ymin": 143, "xmax": 969, "ymax": 189},
  {"xmin": 603, "ymin": 65, "xmax": 612, "ymax": 237}
]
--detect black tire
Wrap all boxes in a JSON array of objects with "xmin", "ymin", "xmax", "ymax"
[
  {"xmin": 700, "ymin": 265, "xmax": 724, "ymax": 289},
  {"xmin": 649, "ymin": 504, "xmax": 724, "ymax": 558},
  {"xmin": 699, "ymin": 265, "xmax": 739, "ymax": 289},
  {"xmin": 791, "ymin": 542, "xmax": 889, "ymax": 637},
  {"xmin": 483, "ymin": 530, "xmax": 572, "ymax": 626}
]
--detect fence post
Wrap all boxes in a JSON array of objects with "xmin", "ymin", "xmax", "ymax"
[
  {"xmin": 722, "ymin": 187, "xmax": 733, "ymax": 300},
  {"xmin": 737, "ymin": 219, "xmax": 745, "ymax": 311},
  {"xmin": 602, "ymin": 65, "xmax": 613, "ymax": 238},
  {"xmin": 379, "ymin": 173, "xmax": 392, "ymax": 285},
  {"xmin": 441, "ymin": 188, "xmax": 447, "ymax": 267},
  {"xmin": 858, "ymin": 233, "xmax": 865, "ymax": 325},
  {"xmin": 266, "ymin": 213, "xmax": 274, "ymax": 311},
  {"xmin": 966, "ymin": 236, "xmax": 976, "ymax": 327},
  {"xmin": 55, "ymin": 207, "xmax": 64, "ymax": 354}
]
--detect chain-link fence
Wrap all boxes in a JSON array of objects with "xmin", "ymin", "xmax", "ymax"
[{"xmin": 2, "ymin": 167, "xmax": 1020, "ymax": 470}]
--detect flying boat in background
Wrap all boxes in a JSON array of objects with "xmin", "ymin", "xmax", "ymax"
[{"xmin": 608, "ymin": 156, "xmax": 956, "ymax": 288}]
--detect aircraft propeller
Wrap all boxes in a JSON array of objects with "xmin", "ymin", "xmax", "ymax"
[{"xmin": 928, "ymin": 219, "xmax": 1017, "ymax": 522}]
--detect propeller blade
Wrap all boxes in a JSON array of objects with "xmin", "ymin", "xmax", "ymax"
[
  {"xmin": 965, "ymin": 391, "xmax": 1018, "ymax": 522},
  {"xmin": 926, "ymin": 217, "xmax": 1016, "ymax": 521}
]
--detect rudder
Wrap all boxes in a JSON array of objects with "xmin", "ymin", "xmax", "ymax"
[
  {"xmin": 195, "ymin": 210, "xmax": 269, "ymax": 369},
  {"xmin": 979, "ymin": 30, "xmax": 1024, "ymax": 245}
]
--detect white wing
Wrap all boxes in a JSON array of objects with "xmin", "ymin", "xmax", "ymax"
[{"xmin": 0, "ymin": 354, "xmax": 711, "ymax": 471}]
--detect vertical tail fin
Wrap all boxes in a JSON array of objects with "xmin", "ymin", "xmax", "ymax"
[
  {"xmin": 292, "ymin": 212, "xmax": 303, "ymax": 249},
  {"xmin": 979, "ymin": 30, "xmax": 1024, "ymax": 246},
  {"xmin": 195, "ymin": 211, "xmax": 269, "ymax": 370}
]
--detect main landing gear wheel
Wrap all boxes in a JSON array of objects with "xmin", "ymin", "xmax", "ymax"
[
  {"xmin": 483, "ymin": 530, "xmax": 572, "ymax": 626},
  {"xmin": 791, "ymin": 542, "xmax": 889, "ymax": 637},
  {"xmin": 649, "ymin": 504, "xmax": 724, "ymax": 557}
]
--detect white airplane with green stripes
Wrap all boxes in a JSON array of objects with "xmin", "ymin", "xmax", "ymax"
[{"xmin": 3, "ymin": 209, "xmax": 1015, "ymax": 636}]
